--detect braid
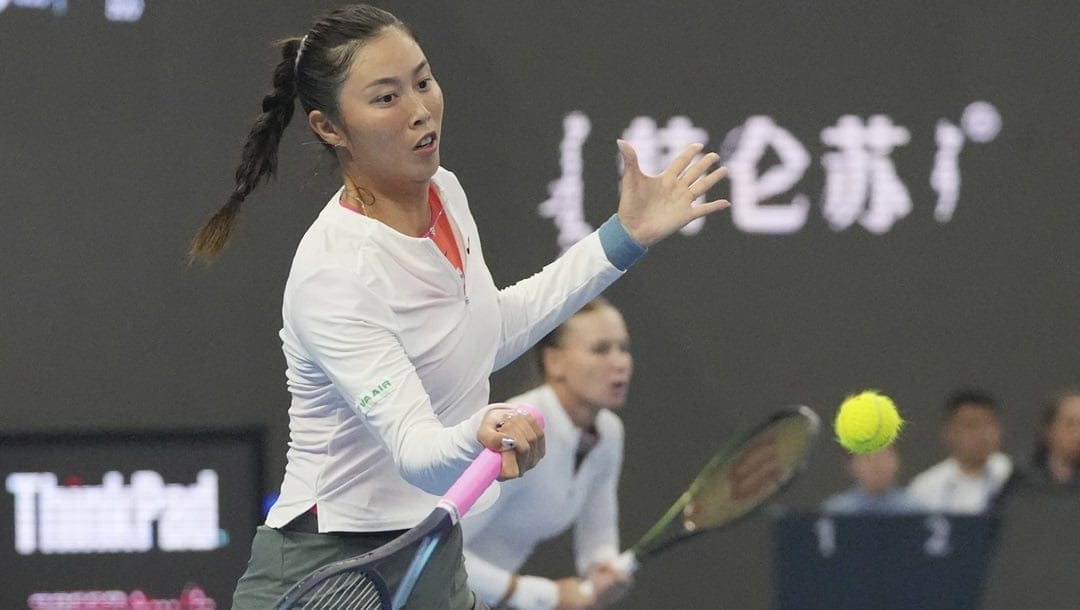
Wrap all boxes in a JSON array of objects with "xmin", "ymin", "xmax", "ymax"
[
  {"xmin": 191, "ymin": 5, "xmax": 410, "ymax": 263},
  {"xmin": 189, "ymin": 38, "xmax": 302, "ymax": 263}
]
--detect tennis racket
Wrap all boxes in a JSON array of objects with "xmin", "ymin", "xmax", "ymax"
[
  {"xmin": 589, "ymin": 405, "xmax": 820, "ymax": 587},
  {"xmin": 273, "ymin": 404, "xmax": 545, "ymax": 610}
]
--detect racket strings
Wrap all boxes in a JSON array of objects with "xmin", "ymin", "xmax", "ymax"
[
  {"xmin": 685, "ymin": 421, "xmax": 816, "ymax": 530},
  {"xmin": 629, "ymin": 407, "xmax": 821, "ymax": 563},
  {"xmin": 292, "ymin": 572, "xmax": 388, "ymax": 610}
]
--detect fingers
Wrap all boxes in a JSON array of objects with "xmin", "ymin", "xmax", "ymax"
[
  {"xmin": 590, "ymin": 563, "xmax": 617, "ymax": 577},
  {"xmin": 689, "ymin": 198, "xmax": 731, "ymax": 220},
  {"xmin": 496, "ymin": 409, "xmax": 541, "ymax": 449},
  {"xmin": 686, "ymin": 164, "xmax": 728, "ymax": 199},
  {"xmin": 589, "ymin": 563, "xmax": 625, "ymax": 585},
  {"xmin": 501, "ymin": 449, "xmax": 520, "ymax": 479},
  {"xmin": 665, "ymin": 142, "xmax": 706, "ymax": 178},
  {"xmin": 613, "ymin": 138, "xmax": 732, "ymax": 248},
  {"xmin": 512, "ymin": 411, "xmax": 544, "ymax": 473},
  {"xmin": 685, "ymin": 164, "xmax": 730, "ymax": 219},
  {"xmin": 586, "ymin": 563, "xmax": 634, "ymax": 608},
  {"xmin": 616, "ymin": 139, "xmax": 640, "ymax": 176},
  {"xmin": 492, "ymin": 409, "xmax": 546, "ymax": 480},
  {"xmin": 556, "ymin": 577, "xmax": 595, "ymax": 608},
  {"xmin": 679, "ymin": 153, "xmax": 722, "ymax": 191},
  {"xmin": 668, "ymin": 145, "xmax": 728, "ymax": 204},
  {"xmin": 589, "ymin": 561, "xmax": 634, "ymax": 586}
]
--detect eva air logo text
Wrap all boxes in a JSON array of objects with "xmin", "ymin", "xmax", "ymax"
[{"xmin": 358, "ymin": 380, "xmax": 392, "ymax": 411}]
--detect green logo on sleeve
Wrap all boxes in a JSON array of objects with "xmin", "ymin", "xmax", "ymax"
[{"xmin": 357, "ymin": 379, "xmax": 392, "ymax": 412}]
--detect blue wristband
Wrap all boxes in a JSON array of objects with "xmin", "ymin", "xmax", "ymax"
[{"xmin": 598, "ymin": 214, "xmax": 647, "ymax": 271}]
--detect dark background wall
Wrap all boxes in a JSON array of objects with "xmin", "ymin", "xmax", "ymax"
[{"xmin": 2, "ymin": 1, "xmax": 1078, "ymax": 607}]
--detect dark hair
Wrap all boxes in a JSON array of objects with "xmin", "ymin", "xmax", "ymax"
[
  {"xmin": 189, "ymin": 4, "xmax": 409, "ymax": 262},
  {"xmin": 943, "ymin": 388, "xmax": 997, "ymax": 418},
  {"xmin": 534, "ymin": 298, "xmax": 615, "ymax": 378},
  {"xmin": 1033, "ymin": 389, "xmax": 1080, "ymax": 469}
]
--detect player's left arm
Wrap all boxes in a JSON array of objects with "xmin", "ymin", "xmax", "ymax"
[{"xmin": 492, "ymin": 226, "xmax": 629, "ymax": 372}]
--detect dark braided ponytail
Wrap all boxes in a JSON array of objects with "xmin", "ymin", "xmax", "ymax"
[
  {"xmin": 189, "ymin": 38, "xmax": 301, "ymax": 262},
  {"xmin": 190, "ymin": 4, "xmax": 409, "ymax": 262}
]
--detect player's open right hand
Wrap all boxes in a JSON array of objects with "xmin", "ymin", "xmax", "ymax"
[{"xmin": 478, "ymin": 404, "xmax": 546, "ymax": 480}]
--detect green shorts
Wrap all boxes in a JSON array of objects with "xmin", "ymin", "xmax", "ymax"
[{"xmin": 231, "ymin": 522, "xmax": 489, "ymax": 610}]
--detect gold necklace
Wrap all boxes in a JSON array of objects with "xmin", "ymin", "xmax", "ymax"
[
  {"xmin": 424, "ymin": 205, "xmax": 444, "ymax": 238},
  {"xmin": 344, "ymin": 186, "xmax": 373, "ymax": 217},
  {"xmin": 347, "ymin": 185, "xmax": 443, "ymax": 239}
]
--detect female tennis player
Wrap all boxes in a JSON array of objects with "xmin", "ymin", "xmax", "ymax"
[
  {"xmin": 189, "ymin": 5, "xmax": 729, "ymax": 609},
  {"xmin": 463, "ymin": 298, "xmax": 634, "ymax": 610}
]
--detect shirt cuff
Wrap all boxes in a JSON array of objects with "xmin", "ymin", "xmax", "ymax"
[
  {"xmin": 597, "ymin": 214, "xmax": 647, "ymax": 271},
  {"xmin": 509, "ymin": 575, "xmax": 559, "ymax": 610}
]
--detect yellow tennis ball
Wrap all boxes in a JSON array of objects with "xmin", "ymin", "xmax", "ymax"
[{"xmin": 834, "ymin": 390, "xmax": 904, "ymax": 453}]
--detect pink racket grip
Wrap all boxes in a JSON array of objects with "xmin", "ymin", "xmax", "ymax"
[{"xmin": 441, "ymin": 404, "xmax": 545, "ymax": 518}]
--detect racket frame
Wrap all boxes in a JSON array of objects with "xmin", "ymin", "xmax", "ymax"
[
  {"xmin": 626, "ymin": 405, "xmax": 820, "ymax": 567},
  {"xmin": 273, "ymin": 404, "xmax": 545, "ymax": 610}
]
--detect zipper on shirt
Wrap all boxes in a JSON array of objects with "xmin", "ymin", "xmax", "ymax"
[
  {"xmin": 463, "ymin": 236, "xmax": 470, "ymax": 304},
  {"xmin": 426, "ymin": 236, "xmax": 469, "ymax": 304}
]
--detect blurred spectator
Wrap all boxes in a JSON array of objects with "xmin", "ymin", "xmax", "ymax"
[
  {"xmin": 1030, "ymin": 389, "xmax": 1080, "ymax": 488},
  {"xmin": 822, "ymin": 444, "xmax": 925, "ymax": 514},
  {"xmin": 907, "ymin": 389, "xmax": 1014, "ymax": 514}
]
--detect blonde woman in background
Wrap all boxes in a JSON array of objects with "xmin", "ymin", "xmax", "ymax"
[{"xmin": 463, "ymin": 298, "xmax": 635, "ymax": 610}]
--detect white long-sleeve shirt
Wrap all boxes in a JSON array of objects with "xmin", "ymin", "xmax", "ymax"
[
  {"xmin": 462, "ymin": 385, "xmax": 624, "ymax": 609},
  {"xmin": 265, "ymin": 167, "xmax": 629, "ymax": 532},
  {"xmin": 906, "ymin": 453, "xmax": 1013, "ymax": 514}
]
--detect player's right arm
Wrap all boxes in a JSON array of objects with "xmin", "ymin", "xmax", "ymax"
[{"xmin": 287, "ymin": 267, "xmax": 541, "ymax": 489}]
